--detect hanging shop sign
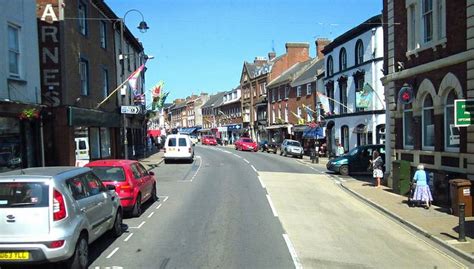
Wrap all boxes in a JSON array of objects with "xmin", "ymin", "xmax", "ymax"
[{"xmin": 454, "ymin": 99, "xmax": 474, "ymax": 127}]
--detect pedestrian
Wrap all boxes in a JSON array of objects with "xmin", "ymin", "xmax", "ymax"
[
  {"xmin": 369, "ymin": 150, "xmax": 384, "ymax": 187},
  {"xmin": 412, "ymin": 164, "xmax": 433, "ymax": 209},
  {"xmin": 336, "ymin": 143, "xmax": 344, "ymax": 157},
  {"xmin": 156, "ymin": 136, "xmax": 162, "ymax": 151},
  {"xmin": 147, "ymin": 135, "xmax": 153, "ymax": 151}
]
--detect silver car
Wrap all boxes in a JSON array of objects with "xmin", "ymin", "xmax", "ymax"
[
  {"xmin": 0, "ymin": 167, "xmax": 122, "ymax": 268},
  {"xmin": 280, "ymin": 139, "xmax": 304, "ymax": 159}
]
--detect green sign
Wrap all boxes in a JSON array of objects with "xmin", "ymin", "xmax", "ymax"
[{"xmin": 455, "ymin": 99, "xmax": 474, "ymax": 127}]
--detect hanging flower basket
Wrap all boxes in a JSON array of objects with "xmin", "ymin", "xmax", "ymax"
[{"xmin": 18, "ymin": 108, "xmax": 40, "ymax": 120}]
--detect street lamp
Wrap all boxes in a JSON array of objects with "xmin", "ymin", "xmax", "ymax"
[{"xmin": 120, "ymin": 9, "xmax": 149, "ymax": 160}]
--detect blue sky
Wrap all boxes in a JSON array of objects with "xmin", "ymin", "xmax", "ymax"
[{"xmin": 106, "ymin": 0, "xmax": 382, "ymax": 102}]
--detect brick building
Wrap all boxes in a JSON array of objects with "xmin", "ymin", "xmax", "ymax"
[
  {"xmin": 216, "ymin": 87, "xmax": 243, "ymax": 144},
  {"xmin": 382, "ymin": 0, "xmax": 474, "ymax": 205}
]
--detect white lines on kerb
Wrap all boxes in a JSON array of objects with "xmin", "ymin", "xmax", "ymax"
[
  {"xmin": 147, "ymin": 212, "xmax": 155, "ymax": 218},
  {"xmin": 123, "ymin": 233, "xmax": 134, "ymax": 242},
  {"xmin": 129, "ymin": 221, "xmax": 146, "ymax": 229},
  {"xmin": 156, "ymin": 203, "xmax": 162, "ymax": 210},
  {"xmin": 266, "ymin": 194, "xmax": 278, "ymax": 217},
  {"xmin": 283, "ymin": 234, "xmax": 303, "ymax": 269},
  {"xmin": 243, "ymin": 158, "xmax": 250, "ymax": 164},
  {"xmin": 106, "ymin": 247, "xmax": 120, "ymax": 259},
  {"xmin": 257, "ymin": 175, "xmax": 266, "ymax": 189},
  {"xmin": 250, "ymin": 165, "xmax": 257, "ymax": 172}
]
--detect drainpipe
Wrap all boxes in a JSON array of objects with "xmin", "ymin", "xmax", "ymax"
[{"xmin": 40, "ymin": 115, "xmax": 45, "ymax": 167}]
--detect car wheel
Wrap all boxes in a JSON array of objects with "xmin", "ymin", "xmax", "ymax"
[
  {"xmin": 283, "ymin": 150, "xmax": 287, "ymax": 157},
  {"xmin": 164, "ymin": 159, "xmax": 169, "ymax": 164},
  {"xmin": 279, "ymin": 149, "xmax": 283, "ymax": 156},
  {"xmin": 299, "ymin": 155, "xmax": 303, "ymax": 159},
  {"xmin": 273, "ymin": 150, "xmax": 277, "ymax": 154},
  {"xmin": 66, "ymin": 234, "xmax": 88, "ymax": 269},
  {"xmin": 110, "ymin": 211, "xmax": 123, "ymax": 238},
  {"xmin": 132, "ymin": 194, "xmax": 142, "ymax": 217},
  {"xmin": 150, "ymin": 185, "xmax": 158, "ymax": 202},
  {"xmin": 339, "ymin": 165, "xmax": 349, "ymax": 176}
]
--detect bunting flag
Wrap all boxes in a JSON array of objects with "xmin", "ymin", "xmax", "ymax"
[
  {"xmin": 316, "ymin": 92, "xmax": 331, "ymax": 114},
  {"xmin": 151, "ymin": 81, "xmax": 164, "ymax": 98},
  {"xmin": 133, "ymin": 93, "xmax": 145, "ymax": 105},
  {"xmin": 127, "ymin": 64, "xmax": 145, "ymax": 92}
]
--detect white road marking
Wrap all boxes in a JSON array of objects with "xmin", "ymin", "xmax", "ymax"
[
  {"xmin": 243, "ymin": 159, "xmax": 250, "ymax": 164},
  {"xmin": 163, "ymin": 196, "xmax": 169, "ymax": 202},
  {"xmin": 196, "ymin": 155, "xmax": 201, "ymax": 158},
  {"xmin": 129, "ymin": 221, "xmax": 146, "ymax": 229},
  {"xmin": 251, "ymin": 165, "xmax": 257, "ymax": 172},
  {"xmin": 156, "ymin": 203, "xmax": 162, "ymax": 210},
  {"xmin": 106, "ymin": 247, "xmax": 119, "ymax": 259},
  {"xmin": 190, "ymin": 156, "xmax": 203, "ymax": 182},
  {"xmin": 147, "ymin": 212, "xmax": 155, "ymax": 218},
  {"xmin": 124, "ymin": 233, "xmax": 134, "ymax": 242},
  {"xmin": 266, "ymin": 194, "xmax": 278, "ymax": 217},
  {"xmin": 258, "ymin": 175, "xmax": 266, "ymax": 189},
  {"xmin": 234, "ymin": 154, "xmax": 242, "ymax": 158},
  {"xmin": 283, "ymin": 234, "xmax": 303, "ymax": 269}
]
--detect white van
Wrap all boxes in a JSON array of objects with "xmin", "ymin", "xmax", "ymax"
[
  {"xmin": 74, "ymin": 138, "xmax": 89, "ymax": 160},
  {"xmin": 164, "ymin": 134, "xmax": 194, "ymax": 163}
]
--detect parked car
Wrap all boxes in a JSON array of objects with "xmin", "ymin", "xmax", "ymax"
[
  {"xmin": 163, "ymin": 134, "xmax": 194, "ymax": 163},
  {"xmin": 189, "ymin": 135, "xmax": 199, "ymax": 145},
  {"xmin": 259, "ymin": 140, "xmax": 278, "ymax": 154},
  {"xmin": 235, "ymin": 138, "xmax": 258, "ymax": 152},
  {"xmin": 202, "ymin": 135, "xmax": 217, "ymax": 146},
  {"xmin": 280, "ymin": 139, "xmax": 304, "ymax": 158},
  {"xmin": 0, "ymin": 167, "xmax": 122, "ymax": 268},
  {"xmin": 86, "ymin": 160, "xmax": 157, "ymax": 217},
  {"xmin": 326, "ymin": 144, "xmax": 385, "ymax": 176}
]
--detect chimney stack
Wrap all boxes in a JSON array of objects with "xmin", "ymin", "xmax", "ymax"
[
  {"xmin": 254, "ymin": 56, "xmax": 267, "ymax": 66},
  {"xmin": 315, "ymin": 38, "xmax": 331, "ymax": 59},
  {"xmin": 285, "ymin": 42, "xmax": 310, "ymax": 67},
  {"xmin": 268, "ymin": 51, "xmax": 276, "ymax": 61}
]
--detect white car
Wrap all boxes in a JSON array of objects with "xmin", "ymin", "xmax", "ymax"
[
  {"xmin": 164, "ymin": 134, "xmax": 194, "ymax": 163},
  {"xmin": 189, "ymin": 135, "xmax": 199, "ymax": 145}
]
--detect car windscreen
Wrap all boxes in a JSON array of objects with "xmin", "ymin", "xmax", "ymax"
[
  {"xmin": 0, "ymin": 182, "xmax": 49, "ymax": 208},
  {"xmin": 348, "ymin": 148, "xmax": 359, "ymax": 156},
  {"xmin": 168, "ymin": 138, "xmax": 177, "ymax": 146},
  {"xmin": 90, "ymin": 166, "xmax": 126, "ymax": 182},
  {"xmin": 242, "ymin": 139, "xmax": 253, "ymax": 143},
  {"xmin": 287, "ymin": 141, "xmax": 301, "ymax": 147},
  {"xmin": 179, "ymin": 138, "xmax": 187, "ymax": 146}
]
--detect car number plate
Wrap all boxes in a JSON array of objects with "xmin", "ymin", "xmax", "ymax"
[
  {"xmin": 168, "ymin": 148, "xmax": 175, "ymax": 151},
  {"xmin": 0, "ymin": 251, "xmax": 30, "ymax": 260}
]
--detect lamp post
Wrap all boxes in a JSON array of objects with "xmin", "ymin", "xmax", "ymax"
[{"xmin": 119, "ymin": 9, "xmax": 149, "ymax": 160}]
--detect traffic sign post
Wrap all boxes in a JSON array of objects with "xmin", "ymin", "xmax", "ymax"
[
  {"xmin": 455, "ymin": 99, "xmax": 474, "ymax": 127},
  {"xmin": 121, "ymin": 105, "xmax": 142, "ymax": 114}
]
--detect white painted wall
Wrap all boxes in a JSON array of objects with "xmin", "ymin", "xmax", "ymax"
[{"xmin": 0, "ymin": 0, "xmax": 40, "ymax": 104}]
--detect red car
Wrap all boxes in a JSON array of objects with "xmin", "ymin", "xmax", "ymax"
[
  {"xmin": 86, "ymin": 160, "xmax": 157, "ymax": 217},
  {"xmin": 235, "ymin": 137, "xmax": 259, "ymax": 152},
  {"xmin": 202, "ymin": 135, "xmax": 218, "ymax": 145}
]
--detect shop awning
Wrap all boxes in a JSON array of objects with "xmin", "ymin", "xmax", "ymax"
[
  {"xmin": 198, "ymin": 128, "xmax": 211, "ymax": 133},
  {"xmin": 147, "ymin": 129, "xmax": 161, "ymax": 137},
  {"xmin": 179, "ymin": 127, "xmax": 197, "ymax": 134},
  {"xmin": 265, "ymin": 124, "xmax": 292, "ymax": 130},
  {"xmin": 303, "ymin": 127, "xmax": 324, "ymax": 139}
]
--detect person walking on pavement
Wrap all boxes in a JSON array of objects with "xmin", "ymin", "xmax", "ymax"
[
  {"xmin": 412, "ymin": 164, "xmax": 433, "ymax": 209},
  {"xmin": 369, "ymin": 150, "xmax": 383, "ymax": 187},
  {"xmin": 336, "ymin": 143, "xmax": 344, "ymax": 157},
  {"xmin": 156, "ymin": 136, "xmax": 162, "ymax": 151}
]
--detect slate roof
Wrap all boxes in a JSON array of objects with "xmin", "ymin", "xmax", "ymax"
[
  {"xmin": 290, "ymin": 58, "xmax": 324, "ymax": 87},
  {"xmin": 202, "ymin": 92, "xmax": 226, "ymax": 109},
  {"xmin": 266, "ymin": 58, "xmax": 314, "ymax": 89}
]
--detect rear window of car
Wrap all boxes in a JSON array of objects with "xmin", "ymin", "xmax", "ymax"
[
  {"xmin": 0, "ymin": 182, "xmax": 49, "ymax": 208},
  {"xmin": 168, "ymin": 138, "xmax": 177, "ymax": 146},
  {"xmin": 90, "ymin": 166, "xmax": 126, "ymax": 182},
  {"xmin": 179, "ymin": 138, "xmax": 187, "ymax": 146}
]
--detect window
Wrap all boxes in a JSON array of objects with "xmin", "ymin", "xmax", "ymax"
[
  {"xmin": 422, "ymin": 0, "xmax": 433, "ymax": 43},
  {"xmin": 403, "ymin": 104, "xmax": 414, "ymax": 148},
  {"xmin": 168, "ymin": 138, "xmax": 177, "ymax": 146},
  {"xmin": 422, "ymin": 94, "xmax": 435, "ymax": 149},
  {"xmin": 278, "ymin": 88, "xmax": 281, "ymax": 101},
  {"xmin": 278, "ymin": 106, "xmax": 281, "ymax": 120},
  {"xmin": 84, "ymin": 172, "xmax": 105, "ymax": 196},
  {"xmin": 306, "ymin": 84, "xmax": 312, "ymax": 95},
  {"xmin": 284, "ymin": 105, "xmax": 288, "ymax": 122},
  {"xmin": 79, "ymin": 58, "xmax": 89, "ymax": 95},
  {"xmin": 102, "ymin": 68, "xmax": 109, "ymax": 98},
  {"xmin": 263, "ymin": 83, "xmax": 267, "ymax": 94},
  {"xmin": 8, "ymin": 25, "xmax": 20, "ymax": 76},
  {"xmin": 355, "ymin": 40, "xmax": 364, "ymax": 65},
  {"xmin": 272, "ymin": 109, "xmax": 276, "ymax": 123},
  {"xmin": 100, "ymin": 20, "xmax": 107, "ymax": 48},
  {"xmin": 297, "ymin": 86, "xmax": 302, "ymax": 97},
  {"xmin": 297, "ymin": 107, "xmax": 302, "ymax": 119},
  {"xmin": 327, "ymin": 86, "xmax": 335, "ymax": 114},
  {"xmin": 78, "ymin": 1, "xmax": 87, "ymax": 35},
  {"xmin": 178, "ymin": 138, "xmax": 187, "ymax": 146},
  {"xmin": 408, "ymin": 4, "xmax": 417, "ymax": 50},
  {"xmin": 354, "ymin": 75, "xmax": 365, "ymax": 112},
  {"xmin": 67, "ymin": 177, "xmax": 88, "ymax": 200},
  {"xmin": 339, "ymin": 48, "xmax": 347, "ymax": 71},
  {"xmin": 339, "ymin": 81, "xmax": 347, "ymax": 114},
  {"xmin": 444, "ymin": 90, "xmax": 459, "ymax": 150},
  {"xmin": 327, "ymin": 56, "xmax": 333, "ymax": 76},
  {"xmin": 130, "ymin": 164, "xmax": 141, "ymax": 179},
  {"xmin": 306, "ymin": 105, "xmax": 312, "ymax": 122},
  {"xmin": 437, "ymin": 0, "xmax": 446, "ymax": 39},
  {"xmin": 99, "ymin": 128, "xmax": 111, "ymax": 158},
  {"xmin": 284, "ymin": 86, "xmax": 289, "ymax": 99},
  {"xmin": 341, "ymin": 125, "xmax": 349, "ymax": 152}
]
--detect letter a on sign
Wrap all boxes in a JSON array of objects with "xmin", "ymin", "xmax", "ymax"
[{"xmin": 41, "ymin": 4, "xmax": 58, "ymax": 22}]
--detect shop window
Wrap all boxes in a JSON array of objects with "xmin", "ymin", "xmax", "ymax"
[
  {"xmin": 403, "ymin": 104, "xmax": 414, "ymax": 148},
  {"xmin": 100, "ymin": 128, "xmax": 111, "ymax": 158},
  {"xmin": 0, "ymin": 117, "xmax": 21, "ymax": 173},
  {"xmin": 422, "ymin": 94, "xmax": 435, "ymax": 149},
  {"xmin": 90, "ymin": 128, "xmax": 100, "ymax": 159},
  {"xmin": 444, "ymin": 90, "xmax": 459, "ymax": 150}
]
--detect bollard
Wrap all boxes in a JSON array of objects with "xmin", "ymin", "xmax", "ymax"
[{"xmin": 458, "ymin": 203, "xmax": 466, "ymax": 242}]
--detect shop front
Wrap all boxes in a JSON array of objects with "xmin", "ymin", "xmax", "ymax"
[
  {"xmin": 266, "ymin": 124, "xmax": 292, "ymax": 144},
  {"xmin": 0, "ymin": 103, "xmax": 43, "ymax": 172},
  {"xmin": 226, "ymin": 124, "xmax": 243, "ymax": 144}
]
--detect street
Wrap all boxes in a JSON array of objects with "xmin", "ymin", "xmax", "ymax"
[{"xmin": 87, "ymin": 145, "xmax": 467, "ymax": 269}]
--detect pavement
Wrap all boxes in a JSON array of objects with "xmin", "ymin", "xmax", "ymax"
[{"xmin": 139, "ymin": 146, "xmax": 474, "ymax": 264}]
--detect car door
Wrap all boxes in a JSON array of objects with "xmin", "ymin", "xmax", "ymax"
[
  {"xmin": 83, "ymin": 172, "xmax": 114, "ymax": 238},
  {"xmin": 353, "ymin": 147, "xmax": 373, "ymax": 173},
  {"xmin": 137, "ymin": 163, "xmax": 153, "ymax": 198},
  {"xmin": 130, "ymin": 163, "xmax": 148, "ymax": 202}
]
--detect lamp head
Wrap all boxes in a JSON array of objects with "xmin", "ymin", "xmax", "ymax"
[{"xmin": 138, "ymin": 21, "xmax": 149, "ymax": 33}]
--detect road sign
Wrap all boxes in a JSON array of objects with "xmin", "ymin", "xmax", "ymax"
[
  {"xmin": 454, "ymin": 99, "xmax": 474, "ymax": 127},
  {"xmin": 121, "ymin": 105, "xmax": 142, "ymax": 114}
]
